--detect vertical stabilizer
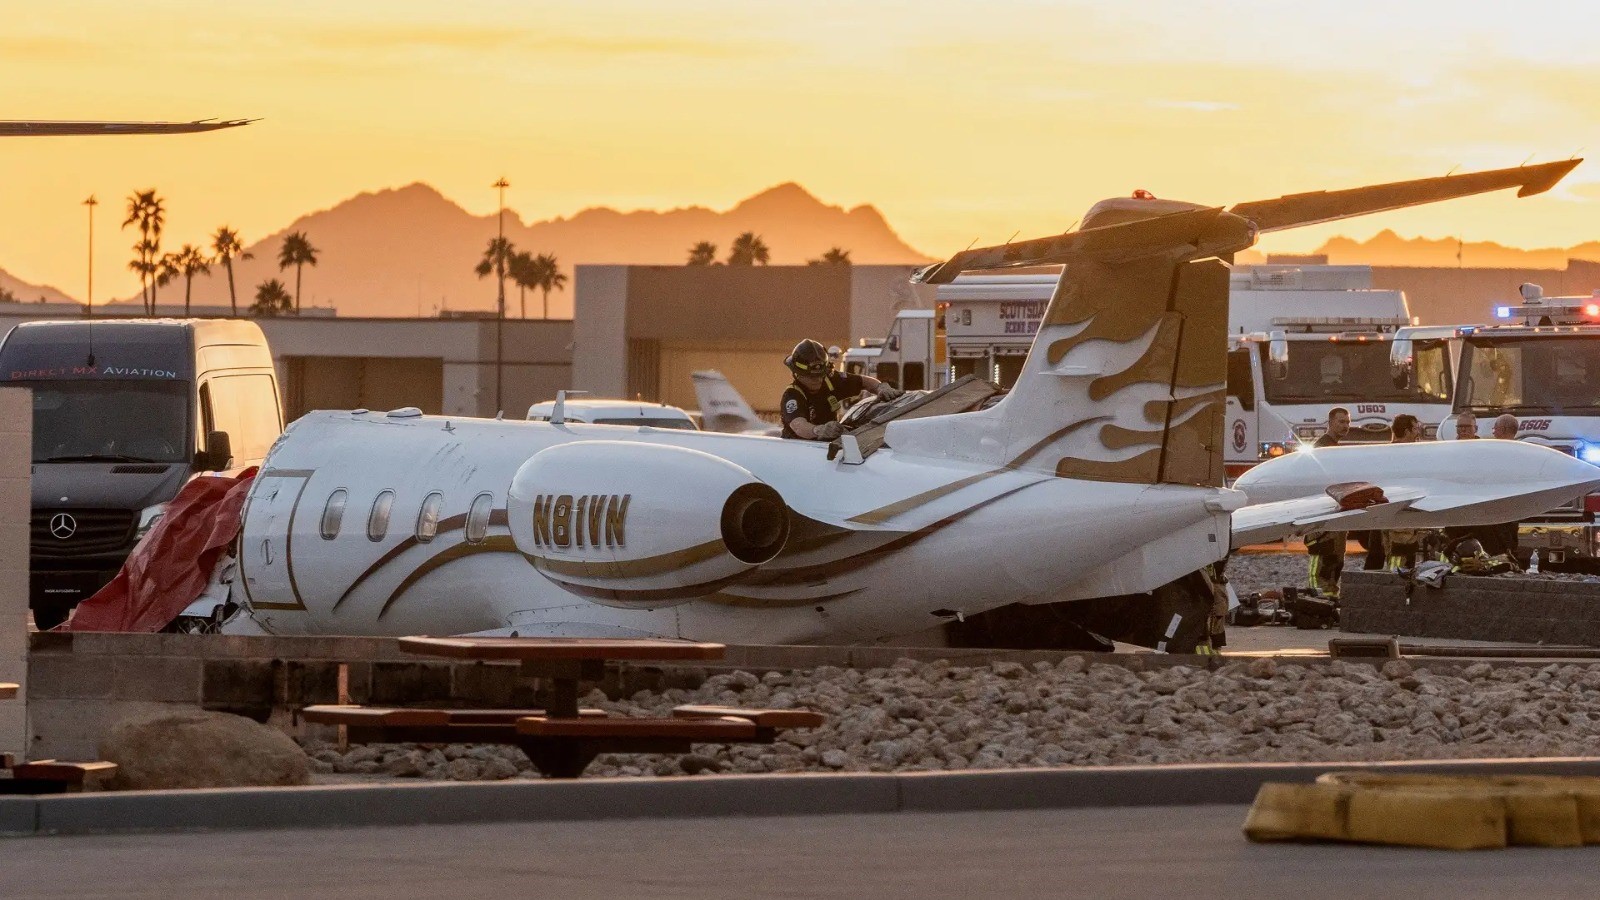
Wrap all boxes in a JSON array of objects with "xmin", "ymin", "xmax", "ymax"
[
  {"xmin": 891, "ymin": 161, "xmax": 1581, "ymax": 486},
  {"xmin": 692, "ymin": 370, "xmax": 772, "ymax": 435}
]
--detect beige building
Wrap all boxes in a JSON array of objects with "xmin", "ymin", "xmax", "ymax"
[
  {"xmin": 573, "ymin": 264, "xmax": 929, "ymax": 414},
  {"xmin": 1373, "ymin": 260, "xmax": 1600, "ymax": 325},
  {"xmin": 0, "ymin": 308, "xmax": 572, "ymax": 419}
]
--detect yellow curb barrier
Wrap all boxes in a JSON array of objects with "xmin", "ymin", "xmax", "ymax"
[{"xmin": 1244, "ymin": 773, "xmax": 1600, "ymax": 850}]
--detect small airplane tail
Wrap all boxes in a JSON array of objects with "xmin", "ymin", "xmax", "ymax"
[
  {"xmin": 692, "ymin": 370, "xmax": 770, "ymax": 434},
  {"xmin": 889, "ymin": 160, "xmax": 1581, "ymax": 487}
]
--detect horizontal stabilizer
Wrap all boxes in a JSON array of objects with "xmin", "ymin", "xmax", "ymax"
[
  {"xmin": 1229, "ymin": 159, "xmax": 1581, "ymax": 233},
  {"xmin": 911, "ymin": 160, "xmax": 1580, "ymax": 284}
]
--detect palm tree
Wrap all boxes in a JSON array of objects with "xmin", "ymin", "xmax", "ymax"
[
  {"xmin": 727, "ymin": 232, "xmax": 770, "ymax": 266},
  {"xmin": 155, "ymin": 252, "xmax": 182, "ymax": 313},
  {"xmin": 473, "ymin": 236, "xmax": 516, "ymax": 317},
  {"xmin": 168, "ymin": 245, "xmax": 211, "ymax": 316},
  {"xmin": 211, "ymin": 226, "xmax": 252, "ymax": 316},
  {"xmin": 506, "ymin": 251, "xmax": 537, "ymax": 319},
  {"xmin": 122, "ymin": 190, "xmax": 166, "ymax": 314},
  {"xmin": 531, "ymin": 253, "xmax": 568, "ymax": 320},
  {"xmin": 126, "ymin": 252, "xmax": 156, "ymax": 315},
  {"xmin": 249, "ymin": 278, "xmax": 292, "ymax": 316},
  {"xmin": 808, "ymin": 247, "xmax": 852, "ymax": 267},
  {"xmin": 686, "ymin": 241, "xmax": 717, "ymax": 265},
  {"xmin": 277, "ymin": 231, "xmax": 320, "ymax": 314}
]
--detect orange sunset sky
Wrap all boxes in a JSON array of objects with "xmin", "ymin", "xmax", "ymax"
[{"xmin": 4, "ymin": 1, "xmax": 1600, "ymax": 302}]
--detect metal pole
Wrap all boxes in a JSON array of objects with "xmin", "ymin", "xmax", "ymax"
[
  {"xmin": 82, "ymin": 195, "xmax": 97, "ymax": 316},
  {"xmin": 493, "ymin": 177, "xmax": 509, "ymax": 415}
]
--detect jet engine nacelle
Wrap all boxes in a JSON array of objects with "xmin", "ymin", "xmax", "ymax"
[{"xmin": 507, "ymin": 440, "xmax": 789, "ymax": 606}]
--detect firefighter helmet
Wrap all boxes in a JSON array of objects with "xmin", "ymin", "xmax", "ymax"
[{"xmin": 785, "ymin": 339, "xmax": 830, "ymax": 377}]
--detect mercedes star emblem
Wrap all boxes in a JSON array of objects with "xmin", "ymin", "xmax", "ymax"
[{"xmin": 49, "ymin": 513, "xmax": 77, "ymax": 540}]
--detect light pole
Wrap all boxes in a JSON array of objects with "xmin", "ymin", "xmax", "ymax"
[
  {"xmin": 492, "ymin": 177, "xmax": 509, "ymax": 415},
  {"xmin": 82, "ymin": 195, "xmax": 97, "ymax": 316}
]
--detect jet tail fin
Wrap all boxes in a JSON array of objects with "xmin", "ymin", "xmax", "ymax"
[
  {"xmin": 890, "ymin": 161, "xmax": 1581, "ymax": 486},
  {"xmin": 691, "ymin": 370, "xmax": 770, "ymax": 435}
]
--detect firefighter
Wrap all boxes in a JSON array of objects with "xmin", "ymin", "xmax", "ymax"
[
  {"xmin": 1305, "ymin": 407, "xmax": 1351, "ymax": 597},
  {"xmin": 1381, "ymin": 414, "xmax": 1427, "ymax": 570},
  {"xmin": 780, "ymin": 339, "xmax": 902, "ymax": 441}
]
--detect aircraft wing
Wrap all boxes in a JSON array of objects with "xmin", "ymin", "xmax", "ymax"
[
  {"xmin": 0, "ymin": 119, "xmax": 254, "ymax": 136},
  {"xmin": 1230, "ymin": 439, "xmax": 1600, "ymax": 550},
  {"xmin": 1230, "ymin": 491, "xmax": 1423, "ymax": 548}
]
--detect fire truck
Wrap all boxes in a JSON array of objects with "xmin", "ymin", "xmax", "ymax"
[
  {"xmin": 937, "ymin": 266, "xmax": 1453, "ymax": 477},
  {"xmin": 1402, "ymin": 284, "xmax": 1600, "ymax": 564}
]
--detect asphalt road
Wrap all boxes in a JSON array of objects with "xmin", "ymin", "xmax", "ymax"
[{"xmin": 6, "ymin": 805, "xmax": 1599, "ymax": 899}]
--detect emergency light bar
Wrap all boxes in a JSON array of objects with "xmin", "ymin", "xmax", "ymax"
[
  {"xmin": 1269, "ymin": 316, "xmax": 1410, "ymax": 327},
  {"xmin": 1493, "ymin": 294, "xmax": 1600, "ymax": 322}
]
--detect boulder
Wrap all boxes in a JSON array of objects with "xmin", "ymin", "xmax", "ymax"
[{"xmin": 100, "ymin": 709, "xmax": 310, "ymax": 790}]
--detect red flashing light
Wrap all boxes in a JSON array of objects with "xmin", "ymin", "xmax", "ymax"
[
  {"xmin": 1132, "ymin": 189, "xmax": 1157, "ymax": 200},
  {"xmin": 1585, "ymin": 303, "xmax": 1600, "ymax": 317}
]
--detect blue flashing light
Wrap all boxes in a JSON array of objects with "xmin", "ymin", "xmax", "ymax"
[
  {"xmin": 1580, "ymin": 442, "xmax": 1600, "ymax": 466},
  {"xmin": 1495, "ymin": 305, "xmax": 1512, "ymax": 319}
]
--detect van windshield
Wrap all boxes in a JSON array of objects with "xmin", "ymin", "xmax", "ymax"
[{"xmin": 23, "ymin": 380, "xmax": 190, "ymax": 463}]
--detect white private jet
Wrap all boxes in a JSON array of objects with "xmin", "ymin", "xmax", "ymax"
[
  {"xmin": 226, "ymin": 160, "xmax": 1598, "ymax": 649},
  {"xmin": 690, "ymin": 370, "xmax": 782, "ymax": 437}
]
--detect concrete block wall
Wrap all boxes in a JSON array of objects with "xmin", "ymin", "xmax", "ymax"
[
  {"xmin": 1342, "ymin": 570, "xmax": 1600, "ymax": 645},
  {"xmin": 0, "ymin": 388, "xmax": 28, "ymax": 755}
]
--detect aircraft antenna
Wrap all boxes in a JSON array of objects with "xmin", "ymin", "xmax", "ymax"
[{"xmin": 1521, "ymin": 153, "xmax": 1537, "ymax": 167}]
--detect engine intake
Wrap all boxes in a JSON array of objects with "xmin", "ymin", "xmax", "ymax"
[{"xmin": 722, "ymin": 483, "xmax": 789, "ymax": 564}]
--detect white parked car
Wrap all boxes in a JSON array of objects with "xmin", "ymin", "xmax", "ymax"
[{"xmin": 525, "ymin": 398, "xmax": 698, "ymax": 430}]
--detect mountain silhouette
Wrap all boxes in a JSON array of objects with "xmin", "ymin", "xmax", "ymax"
[
  {"xmin": 1313, "ymin": 229, "xmax": 1600, "ymax": 269},
  {"xmin": 103, "ymin": 182, "xmax": 932, "ymax": 319},
  {"xmin": 0, "ymin": 266, "xmax": 77, "ymax": 307}
]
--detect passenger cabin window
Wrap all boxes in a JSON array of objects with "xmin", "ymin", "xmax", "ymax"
[
  {"xmin": 1226, "ymin": 349, "xmax": 1256, "ymax": 411},
  {"xmin": 416, "ymin": 492, "xmax": 443, "ymax": 543},
  {"xmin": 321, "ymin": 489, "xmax": 348, "ymax": 540},
  {"xmin": 200, "ymin": 374, "xmax": 282, "ymax": 463},
  {"xmin": 465, "ymin": 492, "xmax": 493, "ymax": 544},
  {"xmin": 367, "ymin": 490, "xmax": 395, "ymax": 542}
]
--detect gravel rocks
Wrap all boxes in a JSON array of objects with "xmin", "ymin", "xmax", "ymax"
[{"xmin": 301, "ymin": 659, "xmax": 1600, "ymax": 780}]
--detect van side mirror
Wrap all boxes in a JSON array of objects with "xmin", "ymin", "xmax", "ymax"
[
  {"xmin": 1267, "ymin": 332, "xmax": 1289, "ymax": 380},
  {"xmin": 1390, "ymin": 338, "xmax": 1414, "ymax": 389},
  {"xmin": 201, "ymin": 430, "xmax": 233, "ymax": 471}
]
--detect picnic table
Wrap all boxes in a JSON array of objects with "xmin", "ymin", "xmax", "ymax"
[{"xmin": 303, "ymin": 636, "xmax": 823, "ymax": 778}]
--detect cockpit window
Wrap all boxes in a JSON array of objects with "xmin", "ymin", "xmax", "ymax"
[{"xmin": 321, "ymin": 489, "xmax": 348, "ymax": 540}]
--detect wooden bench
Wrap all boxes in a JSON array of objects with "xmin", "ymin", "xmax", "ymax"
[
  {"xmin": 513, "ymin": 715, "xmax": 766, "ymax": 778},
  {"xmin": 0, "ymin": 759, "xmax": 117, "ymax": 794},
  {"xmin": 302, "ymin": 704, "xmax": 609, "ymax": 745},
  {"xmin": 672, "ymin": 705, "xmax": 826, "ymax": 729}
]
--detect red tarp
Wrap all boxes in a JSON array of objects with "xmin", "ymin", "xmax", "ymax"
[{"xmin": 65, "ymin": 468, "xmax": 256, "ymax": 633}]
